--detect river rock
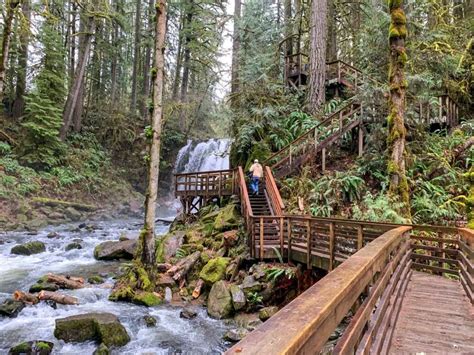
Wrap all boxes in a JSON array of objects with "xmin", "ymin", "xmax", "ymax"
[
  {"xmin": 65, "ymin": 242, "xmax": 83, "ymax": 251},
  {"xmin": 29, "ymin": 280, "xmax": 59, "ymax": 293},
  {"xmin": 54, "ymin": 312, "xmax": 130, "ymax": 347},
  {"xmin": 64, "ymin": 207, "xmax": 82, "ymax": 222},
  {"xmin": 234, "ymin": 312, "xmax": 262, "ymax": 331},
  {"xmin": 156, "ymin": 274, "xmax": 175, "ymax": 288},
  {"xmin": 207, "ymin": 281, "xmax": 233, "ymax": 319},
  {"xmin": 48, "ymin": 212, "xmax": 64, "ymax": 220},
  {"xmin": 88, "ymin": 275, "xmax": 105, "ymax": 284},
  {"xmin": 143, "ymin": 315, "xmax": 157, "ymax": 327},
  {"xmin": 47, "ymin": 232, "xmax": 60, "ymax": 239},
  {"xmin": 0, "ymin": 299, "xmax": 25, "ymax": 318},
  {"xmin": 93, "ymin": 343, "xmax": 110, "ymax": 355},
  {"xmin": 180, "ymin": 307, "xmax": 198, "ymax": 319},
  {"xmin": 223, "ymin": 328, "xmax": 249, "ymax": 342},
  {"xmin": 259, "ymin": 306, "xmax": 279, "ymax": 321},
  {"xmin": 229, "ymin": 284, "xmax": 246, "ymax": 311},
  {"xmin": 11, "ymin": 241, "xmax": 46, "ymax": 255},
  {"xmin": 8, "ymin": 340, "xmax": 54, "ymax": 355},
  {"xmin": 213, "ymin": 204, "xmax": 239, "ymax": 231},
  {"xmin": 199, "ymin": 257, "xmax": 230, "ymax": 284},
  {"xmin": 241, "ymin": 275, "xmax": 262, "ymax": 294},
  {"xmin": 132, "ymin": 291, "xmax": 162, "ymax": 307},
  {"xmin": 93, "ymin": 240, "xmax": 137, "ymax": 260}
]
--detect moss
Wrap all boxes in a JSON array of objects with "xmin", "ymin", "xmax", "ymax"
[
  {"xmin": 132, "ymin": 291, "xmax": 162, "ymax": 307},
  {"xmin": 36, "ymin": 342, "xmax": 51, "ymax": 350},
  {"xmin": 199, "ymin": 257, "xmax": 231, "ymax": 284},
  {"xmin": 155, "ymin": 235, "xmax": 166, "ymax": 263},
  {"xmin": 11, "ymin": 241, "xmax": 46, "ymax": 255},
  {"xmin": 398, "ymin": 50, "xmax": 408, "ymax": 66},
  {"xmin": 389, "ymin": 23, "xmax": 400, "ymax": 38},
  {"xmin": 10, "ymin": 342, "xmax": 30, "ymax": 353},
  {"xmin": 387, "ymin": 160, "xmax": 399, "ymax": 175},
  {"xmin": 135, "ymin": 265, "xmax": 152, "ymax": 291},
  {"xmin": 88, "ymin": 275, "xmax": 105, "ymax": 284},
  {"xmin": 391, "ymin": 8, "xmax": 406, "ymax": 24},
  {"xmin": 109, "ymin": 285, "xmax": 134, "ymax": 301}
]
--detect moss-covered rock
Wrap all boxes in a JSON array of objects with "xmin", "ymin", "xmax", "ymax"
[
  {"xmin": 11, "ymin": 241, "xmax": 46, "ymax": 256},
  {"xmin": 213, "ymin": 204, "xmax": 239, "ymax": 231},
  {"xmin": 54, "ymin": 313, "xmax": 130, "ymax": 347},
  {"xmin": 0, "ymin": 299, "xmax": 25, "ymax": 318},
  {"xmin": 93, "ymin": 343, "xmax": 110, "ymax": 355},
  {"xmin": 199, "ymin": 257, "xmax": 230, "ymax": 284},
  {"xmin": 230, "ymin": 284, "xmax": 246, "ymax": 311},
  {"xmin": 132, "ymin": 291, "xmax": 162, "ymax": 307},
  {"xmin": 65, "ymin": 242, "xmax": 83, "ymax": 251},
  {"xmin": 259, "ymin": 306, "xmax": 279, "ymax": 321},
  {"xmin": 9, "ymin": 340, "xmax": 54, "ymax": 355},
  {"xmin": 143, "ymin": 315, "xmax": 157, "ymax": 327},
  {"xmin": 88, "ymin": 275, "xmax": 105, "ymax": 284},
  {"xmin": 29, "ymin": 281, "xmax": 59, "ymax": 293},
  {"xmin": 207, "ymin": 281, "xmax": 233, "ymax": 319}
]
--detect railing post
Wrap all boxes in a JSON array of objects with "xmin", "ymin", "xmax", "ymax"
[
  {"xmin": 329, "ymin": 222, "xmax": 335, "ymax": 271},
  {"xmin": 288, "ymin": 219, "xmax": 292, "ymax": 263},
  {"xmin": 260, "ymin": 217, "xmax": 264, "ymax": 261},
  {"xmin": 289, "ymin": 145, "xmax": 293, "ymax": 170},
  {"xmin": 358, "ymin": 125, "xmax": 364, "ymax": 157},
  {"xmin": 280, "ymin": 217, "xmax": 284, "ymax": 257},
  {"xmin": 250, "ymin": 217, "xmax": 255, "ymax": 258},
  {"xmin": 307, "ymin": 219, "xmax": 311, "ymax": 269},
  {"xmin": 322, "ymin": 148, "xmax": 326, "ymax": 173},
  {"xmin": 357, "ymin": 225, "xmax": 363, "ymax": 250},
  {"xmin": 314, "ymin": 129, "xmax": 318, "ymax": 150},
  {"xmin": 218, "ymin": 172, "xmax": 222, "ymax": 196},
  {"xmin": 339, "ymin": 110, "xmax": 343, "ymax": 132}
]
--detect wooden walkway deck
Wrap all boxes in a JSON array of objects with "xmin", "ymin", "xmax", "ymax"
[{"xmin": 390, "ymin": 271, "xmax": 474, "ymax": 354}]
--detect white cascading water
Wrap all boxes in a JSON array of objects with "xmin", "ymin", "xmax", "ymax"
[
  {"xmin": 0, "ymin": 139, "xmax": 233, "ymax": 354},
  {"xmin": 175, "ymin": 138, "xmax": 232, "ymax": 174}
]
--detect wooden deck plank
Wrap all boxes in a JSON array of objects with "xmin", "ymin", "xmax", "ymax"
[{"xmin": 390, "ymin": 271, "xmax": 474, "ymax": 354}]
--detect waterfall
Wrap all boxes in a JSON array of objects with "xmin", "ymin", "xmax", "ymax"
[{"xmin": 175, "ymin": 138, "xmax": 232, "ymax": 173}]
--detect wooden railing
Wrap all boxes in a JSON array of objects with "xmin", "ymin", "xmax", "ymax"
[
  {"xmin": 227, "ymin": 225, "xmax": 474, "ymax": 354},
  {"xmin": 227, "ymin": 226, "xmax": 412, "ymax": 354},
  {"xmin": 264, "ymin": 166, "xmax": 285, "ymax": 215},
  {"xmin": 263, "ymin": 101, "xmax": 362, "ymax": 177},
  {"xmin": 174, "ymin": 169, "xmax": 237, "ymax": 197},
  {"xmin": 237, "ymin": 167, "xmax": 253, "ymax": 234}
]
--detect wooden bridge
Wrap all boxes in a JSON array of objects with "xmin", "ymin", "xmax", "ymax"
[{"xmin": 174, "ymin": 59, "xmax": 471, "ymax": 353}]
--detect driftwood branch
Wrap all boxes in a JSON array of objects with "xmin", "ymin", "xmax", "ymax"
[
  {"xmin": 14, "ymin": 291, "xmax": 39, "ymax": 304},
  {"xmin": 192, "ymin": 279, "xmax": 204, "ymax": 299},
  {"xmin": 167, "ymin": 251, "xmax": 201, "ymax": 282},
  {"xmin": 38, "ymin": 291, "xmax": 78, "ymax": 305},
  {"xmin": 46, "ymin": 273, "xmax": 85, "ymax": 289}
]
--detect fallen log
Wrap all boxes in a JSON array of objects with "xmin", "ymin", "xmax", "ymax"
[
  {"xmin": 46, "ymin": 273, "xmax": 84, "ymax": 289},
  {"xmin": 38, "ymin": 291, "xmax": 78, "ymax": 305},
  {"xmin": 192, "ymin": 279, "xmax": 204, "ymax": 299},
  {"xmin": 13, "ymin": 291, "xmax": 39, "ymax": 305},
  {"xmin": 32, "ymin": 197, "xmax": 97, "ymax": 211},
  {"xmin": 170, "ymin": 251, "xmax": 201, "ymax": 282}
]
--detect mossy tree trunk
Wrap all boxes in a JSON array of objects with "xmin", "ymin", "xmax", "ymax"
[
  {"xmin": 140, "ymin": 0, "xmax": 167, "ymax": 266},
  {"xmin": 0, "ymin": 0, "xmax": 21, "ymax": 102},
  {"xmin": 387, "ymin": 0, "xmax": 411, "ymax": 219}
]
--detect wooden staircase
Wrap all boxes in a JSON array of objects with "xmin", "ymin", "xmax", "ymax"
[{"xmin": 248, "ymin": 181, "xmax": 272, "ymax": 216}]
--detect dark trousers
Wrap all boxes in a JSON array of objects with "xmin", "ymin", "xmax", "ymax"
[{"xmin": 251, "ymin": 177, "xmax": 260, "ymax": 194}]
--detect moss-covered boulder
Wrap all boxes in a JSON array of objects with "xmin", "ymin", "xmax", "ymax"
[
  {"xmin": 93, "ymin": 343, "xmax": 110, "ymax": 355},
  {"xmin": 11, "ymin": 241, "xmax": 46, "ymax": 256},
  {"xmin": 9, "ymin": 340, "xmax": 54, "ymax": 355},
  {"xmin": 93, "ymin": 240, "xmax": 137, "ymax": 260},
  {"xmin": 88, "ymin": 275, "xmax": 105, "ymax": 284},
  {"xmin": 199, "ymin": 257, "xmax": 230, "ymax": 284},
  {"xmin": 230, "ymin": 284, "xmax": 246, "ymax": 311},
  {"xmin": 213, "ymin": 204, "xmax": 239, "ymax": 231},
  {"xmin": 65, "ymin": 242, "xmax": 83, "ymax": 251},
  {"xmin": 207, "ymin": 281, "xmax": 233, "ymax": 319},
  {"xmin": 0, "ymin": 299, "xmax": 25, "ymax": 318},
  {"xmin": 54, "ymin": 313, "xmax": 130, "ymax": 347},
  {"xmin": 131, "ymin": 291, "xmax": 162, "ymax": 307},
  {"xmin": 29, "ymin": 282, "xmax": 59, "ymax": 293}
]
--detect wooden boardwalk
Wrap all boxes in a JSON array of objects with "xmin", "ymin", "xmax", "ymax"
[{"xmin": 390, "ymin": 271, "xmax": 474, "ymax": 354}]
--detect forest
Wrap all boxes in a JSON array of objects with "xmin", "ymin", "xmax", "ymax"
[{"xmin": 0, "ymin": 0, "xmax": 473, "ymax": 354}]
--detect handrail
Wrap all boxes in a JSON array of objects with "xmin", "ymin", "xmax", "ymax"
[
  {"xmin": 264, "ymin": 166, "xmax": 285, "ymax": 215},
  {"xmin": 263, "ymin": 100, "xmax": 359, "ymax": 165},
  {"xmin": 226, "ymin": 226, "xmax": 412, "ymax": 354},
  {"xmin": 237, "ymin": 166, "xmax": 253, "ymax": 222},
  {"xmin": 174, "ymin": 168, "xmax": 234, "ymax": 177}
]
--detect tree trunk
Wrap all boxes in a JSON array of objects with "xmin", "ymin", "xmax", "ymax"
[
  {"xmin": 284, "ymin": 0, "xmax": 292, "ymax": 57},
  {"xmin": 140, "ymin": 0, "xmax": 167, "ymax": 266},
  {"xmin": 60, "ymin": 13, "xmax": 96, "ymax": 141},
  {"xmin": 179, "ymin": 3, "xmax": 193, "ymax": 128},
  {"xmin": 230, "ymin": 0, "xmax": 241, "ymax": 100},
  {"xmin": 38, "ymin": 291, "xmax": 79, "ymax": 305},
  {"xmin": 141, "ymin": 0, "xmax": 154, "ymax": 117},
  {"xmin": 0, "ymin": 0, "xmax": 21, "ymax": 102},
  {"xmin": 46, "ymin": 273, "xmax": 85, "ymax": 289},
  {"xmin": 131, "ymin": 0, "xmax": 142, "ymax": 113},
  {"xmin": 308, "ymin": 0, "xmax": 327, "ymax": 114},
  {"xmin": 12, "ymin": 0, "xmax": 30, "ymax": 119},
  {"xmin": 172, "ymin": 12, "xmax": 184, "ymax": 100},
  {"xmin": 326, "ymin": 0, "xmax": 337, "ymax": 61},
  {"xmin": 72, "ymin": 18, "xmax": 87, "ymax": 133},
  {"xmin": 387, "ymin": 0, "xmax": 410, "ymax": 219}
]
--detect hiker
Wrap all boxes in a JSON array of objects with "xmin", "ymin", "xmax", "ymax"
[{"xmin": 249, "ymin": 159, "xmax": 263, "ymax": 195}]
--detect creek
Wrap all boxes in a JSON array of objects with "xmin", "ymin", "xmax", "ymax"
[{"xmin": 0, "ymin": 139, "xmax": 232, "ymax": 354}]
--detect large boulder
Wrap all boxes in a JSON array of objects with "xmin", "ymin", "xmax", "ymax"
[
  {"xmin": 207, "ymin": 281, "xmax": 233, "ymax": 319},
  {"xmin": 229, "ymin": 284, "xmax": 246, "ymax": 311},
  {"xmin": 155, "ymin": 231, "xmax": 185, "ymax": 262},
  {"xmin": 54, "ymin": 313, "xmax": 130, "ymax": 347},
  {"xmin": 93, "ymin": 240, "xmax": 137, "ymax": 260},
  {"xmin": 9, "ymin": 340, "xmax": 54, "ymax": 355},
  {"xmin": 223, "ymin": 328, "xmax": 249, "ymax": 342},
  {"xmin": 199, "ymin": 257, "xmax": 230, "ymax": 284},
  {"xmin": 0, "ymin": 299, "xmax": 25, "ymax": 318},
  {"xmin": 11, "ymin": 241, "xmax": 46, "ymax": 256},
  {"xmin": 241, "ymin": 275, "xmax": 262, "ymax": 295},
  {"xmin": 64, "ymin": 207, "xmax": 82, "ymax": 222}
]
